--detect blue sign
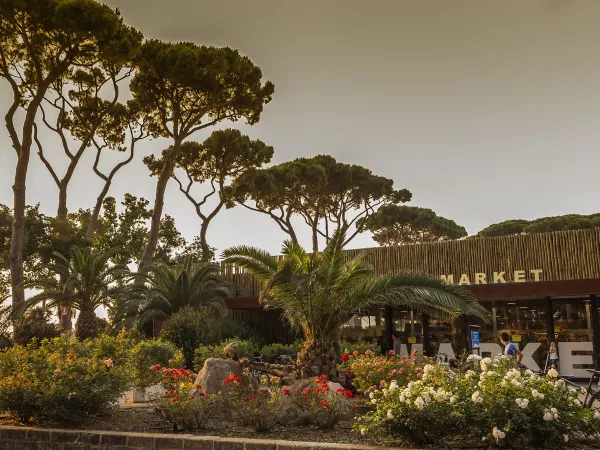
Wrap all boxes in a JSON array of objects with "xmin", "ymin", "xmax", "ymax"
[{"xmin": 471, "ymin": 329, "xmax": 480, "ymax": 348}]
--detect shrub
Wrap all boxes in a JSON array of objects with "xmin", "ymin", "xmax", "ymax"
[
  {"xmin": 220, "ymin": 374, "xmax": 281, "ymax": 432},
  {"xmin": 130, "ymin": 340, "xmax": 181, "ymax": 390},
  {"xmin": 342, "ymin": 339, "xmax": 380, "ymax": 356},
  {"xmin": 260, "ymin": 342, "xmax": 301, "ymax": 364},
  {"xmin": 339, "ymin": 349, "xmax": 432, "ymax": 394},
  {"xmin": 286, "ymin": 376, "xmax": 352, "ymax": 429},
  {"xmin": 356, "ymin": 355, "xmax": 600, "ymax": 447},
  {"xmin": 12, "ymin": 307, "xmax": 60, "ymax": 346},
  {"xmin": 193, "ymin": 339, "xmax": 261, "ymax": 372},
  {"xmin": 160, "ymin": 306, "xmax": 222, "ymax": 369},
  {"xmin": 218, "ymin": 318, "xmax": 260, "ymax": 342},
  {"xmin": 0, "ymin": 334, "xmax": 130, "ymax": 424},
  {"xmin": 150, "ymin": 366, "xmax": 216, "ymax": 431}
]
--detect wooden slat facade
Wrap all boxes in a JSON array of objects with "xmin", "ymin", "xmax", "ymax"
[{"xmin": 220, "ymin": 228, "xmax": 600, "ymax": 298}]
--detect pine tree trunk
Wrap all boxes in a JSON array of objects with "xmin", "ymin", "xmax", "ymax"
[{"xmin": 297, "ymin": 340, "xmax": 339, "ymax": 381}]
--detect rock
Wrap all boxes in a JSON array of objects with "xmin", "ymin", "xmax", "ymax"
[
  {"xmin": 193, "ymin": 358, "xmax": 244, "ymax": 396},
  {"xmin": 224, "ymin": 342, "xmax": 238, "ymax": 360}
]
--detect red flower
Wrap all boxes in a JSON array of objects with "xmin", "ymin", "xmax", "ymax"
[
  {"xmin": 171, "ymin": 397, "xmax": 179, "ymax": 403},
  {"xmin": 303, "ymin": 388, "xmax": 313, "ymax": 396},
  {"xmin": 248, "ymin": 395, "xmax": 254, "ymax": 402},
  {"xmin": 282, "ymin": 388, "xmax": 291, "ymax": 396},
  {"xmin": 149, "ymin": 364, "xmax": 161, "ymax": 372},
  {"xmin": 320, "ymin": 400, "xmax": 330, "ymax": 408},
  {"xmin": 353, "ymin": 405, "xmax": 358, "ymax": 411},
  {"xmin": 341, "ymin": 352, "xmax": 350, "ymax": 362},
  {"xmin": 316, "ymin": 388, "xmax": 322, "ymax": 394},
  {"xmin": 344, "ymin": 370, "xmax": 350, "ymax": 375},
  {"xmin": 196, "ymin": 384, "xmax": 202, "ymax": 389},
  {"xmin": 388, "ymin": 350, "xmax": 396, "ymax": 356},
  {"xmin": 223, "ymin": 375, "xmax": 242, "ymax": 384}
]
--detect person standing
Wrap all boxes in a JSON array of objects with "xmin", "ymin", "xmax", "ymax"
[
  {"xmin": 500, "ymin": 332, "xmax": 523, "ymax": 363},
  {"xmin": 392, "ymin": 333, "xmax": 402, "ymax": 355},
  {"xmin": 548, "ymin": 341, "xmax": 559, "ymax": 369}
]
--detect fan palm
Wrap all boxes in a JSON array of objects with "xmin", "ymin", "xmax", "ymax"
[
  {"xmin": 114, "ymin": 258, "xmax": 238, "ymax": 332},
  {"xmin": 222, "ymin": 230, "xmax": 489, "ymax": 379},
  {"xmin": 13, "ymin": 246, "xmax": 129, "ymax": 340}
]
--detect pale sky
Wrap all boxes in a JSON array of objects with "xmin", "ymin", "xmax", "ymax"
[{"xmin": 1, "ymin": 0, "xmax": 599, "ymax": 255}]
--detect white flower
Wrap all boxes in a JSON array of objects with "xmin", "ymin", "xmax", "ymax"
[
  {"xmin": 554, "ymin": 379, "xmax": 565, "ymax": 389},
  {"xmin": 465, "ymin": 370, "xmax": 475, "ymax": 380},
  {"xmin": 492, "ymin": 427, "xmax": 506, "ymax": 441},
  {"xmin": 387, "ymin": 409, "xmax": 394, "ymax": 419},
  {"xmin": 593, "ymin": 410, "xmax": 600, "ymax": 420},
  {"xmin": 389, "ymin": 380, "xmax": 398, "ymax": 390},
  {"xmin": 531, "ymin": 389, "xmax": 544, "ymax": 399},
  {"xmin": 467, "ymin": 354, "xmax": 482, "ymax": 362},
  {"xmin": 407, "ymin": 382, "xmax": 414, "ymax": 389},
  {"xmin": 563, "ymin": 434, "xmax": 569, "ymax": 443},
  {"xmin": 550, "ymin": 407, "xmax": 558, "ymax": 419},
  {"xmin": 572, "ymin": 398, "xmax": 581, "ymax": 407},
  {"xmin": 371, "ymin": 399, "xmax": 377, "ymax": 404},
  {"xmin": 450, "ymin": 396, "xmax": 457, "ymax": 404},
  {"xmin": 414, "ymin": 397, "xmax": 425, "ymax": 409},
  {"xmin": 471, "ymin": 391, "xmax": 484, "ymax": 404},
  {"xmin": 543, "ymin": 411, "xmax": 554, "ymax": 421},
  {"xmin": 547, "ymin": 368, "xmax": 559, "ymax": 378},
  {"xmin": 511, "ymin": 379, "xmax": 521, "ymax": 387},
  {"xmin": 486, "ymin": 371, "xmax": 496, "ymax": 377},
  {"xmin": 421, "ymin": 392, "xmax": 431, "ymax": 404},
  {"xmin": 516, "ymin": 398, "xmax": 529, "ymax": 409},
  {"xmin": 480, "ymin": 357, "xmax": 492, "ymax": 371},
  {"xmin": 524, "ymin": 369, "xmax": 533, "ymax": 377},
  {"xmin": 501, "ymin": 379, "xmax": 508, "ymax": 387},
  {"xmin": 424, "ymin": 364, "xmax": 435, "ymax": 374},
  {"xmin": 360, "ymin": 427, "xmax": 366, "ymax": 436},
  {"xmin": 369, "ymin": 392, "xmax": 375, "ymax": 399}
]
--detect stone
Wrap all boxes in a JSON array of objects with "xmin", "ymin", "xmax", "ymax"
[
  {"xmin": 194, "ymin": 358, "xmax": 244, "ymax": 395},
  {"xmin": 224, "ymin": 342, "xmax": 238, "ymax": 360}
]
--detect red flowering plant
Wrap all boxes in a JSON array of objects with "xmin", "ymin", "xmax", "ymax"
[
  {"xmin": 289, "ymin": 375, "xmax": 351, "ymax": 429},
  {"xmin": 338, "ymin": 349, "xmax": 433, "ymax": 395},
  {"xmin": 220, "ymin": 373, "xmax": 281, "ymax": 432},
  {"xmin": 149, "ymin": 365, "xmax": 216, "ymax": 431}
]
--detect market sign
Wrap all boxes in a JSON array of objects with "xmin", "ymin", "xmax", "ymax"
[{"xmin": 440, "ymin": 269, "xmax": 543, "ymax": 286}]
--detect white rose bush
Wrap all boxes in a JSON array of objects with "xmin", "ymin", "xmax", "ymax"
[{"xmin": 355, "ymin": 355, "xmax": 600, "ymax": 447}]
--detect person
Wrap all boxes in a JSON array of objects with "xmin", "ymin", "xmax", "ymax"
[
  {"xmin": 392, "ymin": 333, "xmax": 402, "ymax": 355},
  {"xmin": 376, "ymin": 335, "xmax": 386, "ymax": 355},
  {"xmin": 500, "ymin": 332, "xmax": 523, "ymax": 363},
  {"xmin": 548, "ymin": 341, "xmax": 559, "ymax": 369}
]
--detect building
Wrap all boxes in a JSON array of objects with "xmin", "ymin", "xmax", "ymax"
[{"xmin": 224, "ymin": 228, "xmax": 600, "ymax": 378}]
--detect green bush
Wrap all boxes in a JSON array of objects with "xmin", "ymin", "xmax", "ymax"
[
  {"xmin": 0, "ymin": 334, "xmax": 130, "ymax": 424},
  {"xmin": 260, "ymin": 342, "xmax": 301, "ymax": 364},
  {"xmin": 218, "ymin": 318, "xmax": 260, "ymax": 342},
  {"xmin": 130, "ymin": 339, "xmax": 182, "ymax": 389},
  {"xmin": 193, "ymin": 338, "xmax": 261, "ymax": 372},
  {"xmin": 12, "ymin": 308, "xmax": 60, "ymax": 346},
  {"xmin": 160, "ymin": 306, "xmax": 222, "ymax": 369},
  {"xmin": 341, "ymin": 339, "xmax": 380, "ymax": 356}
]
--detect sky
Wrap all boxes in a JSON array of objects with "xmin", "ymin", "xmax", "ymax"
[{"xmin": 1, "ymin": 0, "xmax": 599, "ymax": 255}]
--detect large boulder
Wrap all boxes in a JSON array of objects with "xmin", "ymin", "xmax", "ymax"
[{"xmin": 193, "ymin": 358, "xmax": 244, "ymax": 395}]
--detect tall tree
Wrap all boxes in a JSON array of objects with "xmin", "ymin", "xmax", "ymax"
[
  {"xmin": 130, "ymin": 40, "xmax": 274, "ymax": 267},
  {"xmin": 223, "ymin": 231, "xmax": 488, "ymax": 379},
  {"xmin": 358, "ymin": 205, "xmax": 468, "ymax": 246},
  {"xmin": 0, "ymin": 0, "xmax": 141, "ymax": 306},
  {"xmin": 231, "ymin": 155, "xmax": 411, "ymax": 252},
  {"xmin": 476, "ymin": 214, "xmax": 600, "ymax": 237},
  {"xmin": 144, "ymin": 129, "xmax": 273, "ymax": 261}
]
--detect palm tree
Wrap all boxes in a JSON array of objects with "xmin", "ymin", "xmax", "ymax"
[
  {"xmin": 222, "ymin": 230, "xmax": 489, "ymax": 380},
  {"xmin": 114, "ymin": 257, "xmax": 238, "ymax": 333},
  {"xmin": 14, "ymin": 246, "xmax": 129, "ymax": 340}
]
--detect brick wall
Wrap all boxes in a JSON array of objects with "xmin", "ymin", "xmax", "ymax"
[{"xmin": 0, "ymin": 426, "xmax": 394, "ymax": 450}]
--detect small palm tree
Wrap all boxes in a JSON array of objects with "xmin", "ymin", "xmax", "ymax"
[
  {"xmin": 115, "ymin": 258, "xmax": 238, "ymax": 332},
  {"xmin": 223, "ymin": 231, "xmax": 489, "ymax": 380},
  {"xmin": 14, "ymin": 246, "xmax": 129, "ymax": 340}
]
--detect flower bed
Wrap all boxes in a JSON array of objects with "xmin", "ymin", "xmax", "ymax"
[
  {"xmin": 356, "ymin": 354, "xmax": 600, "ymax": 448},
  {"xmin": 339, "ymin": 349, "xmax": 433, "ymax": 394}
]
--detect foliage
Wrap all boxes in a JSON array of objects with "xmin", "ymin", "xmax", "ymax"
[
  {"xmin": 217, "ymin": 318, "xmax": 260, "ymax": 342},
  {"xmin": 221, "ymin": 374, "xmax": 281, "ymax": 432},
  {"xmin": 223, "ymin": 230, "xmax": 488, "ymax": 377},
  {"xmin": 476, "ymin": 214, "xmax": 600, "ymax": 237},
  {"xmin": 12, "ymin": 308, "xmax": 60, "ymax": 347},
  {"xmin": 116, "ymin": 258, "xmax": 237, "ymax": 330},
  {"xmin": 339, "ymin": 349, "xmax": 433, "ymax": 394},
  {"xmin": 356, "ymin": 355, "xmax": 600, "ymax": 447},
  {"xmin": 193, "ymin": 339, "xmax": 261, "ymax": 372},
  {"xmin": 15, "ymin": 246, "xmax": 129, "ymax": 339},
  {"xmin": 129, "ymin": 339, "xmax": 181, "ymax": 389},
  {"xmin": 160, "ymin": 306, "xmax": 223, "ymax": 369},
  {"xmin": 358, "ymin": 205, "xmax": 467, "ymax": 246},
  {"xmin": 145, "ymin": 129, "xmax": 274, "ymax": 261},
  {"xmin": 0, "ymin": 334, "xmax": 130, "ymax": 424},
  {"xmin": 341, "ymin": 340, "xmax": 380, "ymax": 356},
  {"xmin": 150, "ymin": 366, "xmax": 217, "ymax": 431},
  {"xmin": 286, "ymin": 376, "xmax": 352, "ymax": 429},
  {"xmin": 260, "ymin": 342, "xmax": 302, "ymax": 364},
  {"xmin": 231, "ymin": 155, "xmax": 411, "ymax": 252}
]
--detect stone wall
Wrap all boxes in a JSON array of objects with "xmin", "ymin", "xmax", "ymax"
[{"xmin": 0, "ymin": 426, "xmax": 393, "ymax": 450}]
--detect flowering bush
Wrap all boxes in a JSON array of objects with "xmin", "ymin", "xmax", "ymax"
[
  {"xmin": 356, "ymin": 355, "xmax": 600, "ymax": 447},
  {"xmin": 0, "ymin": 334, "xmax": 130, "ymax": 424},
  {"xmin": 287, "ymin": 375, "xmax": 352, "ymax": 429},
  {"xmin": 192, "ymin": 339, "xmax": 261, "ymax": 372},
  {"xmin": 150, "ymin": 366, "xmax": 216, "ymax": 431},
  {"xmin": 130, "ymin": 339, "xmax": 182, "ymax": 390},
  {"xmin": 339, "ymin": 349, "xmax": 433, "ymax": 394},
  {"xmin": 221, "ymin": 373, "xmax": 281, "ymax": 432},
  {"xmin": 341, "ymin": 340, "xmax": 380, "ymax": 356}
]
